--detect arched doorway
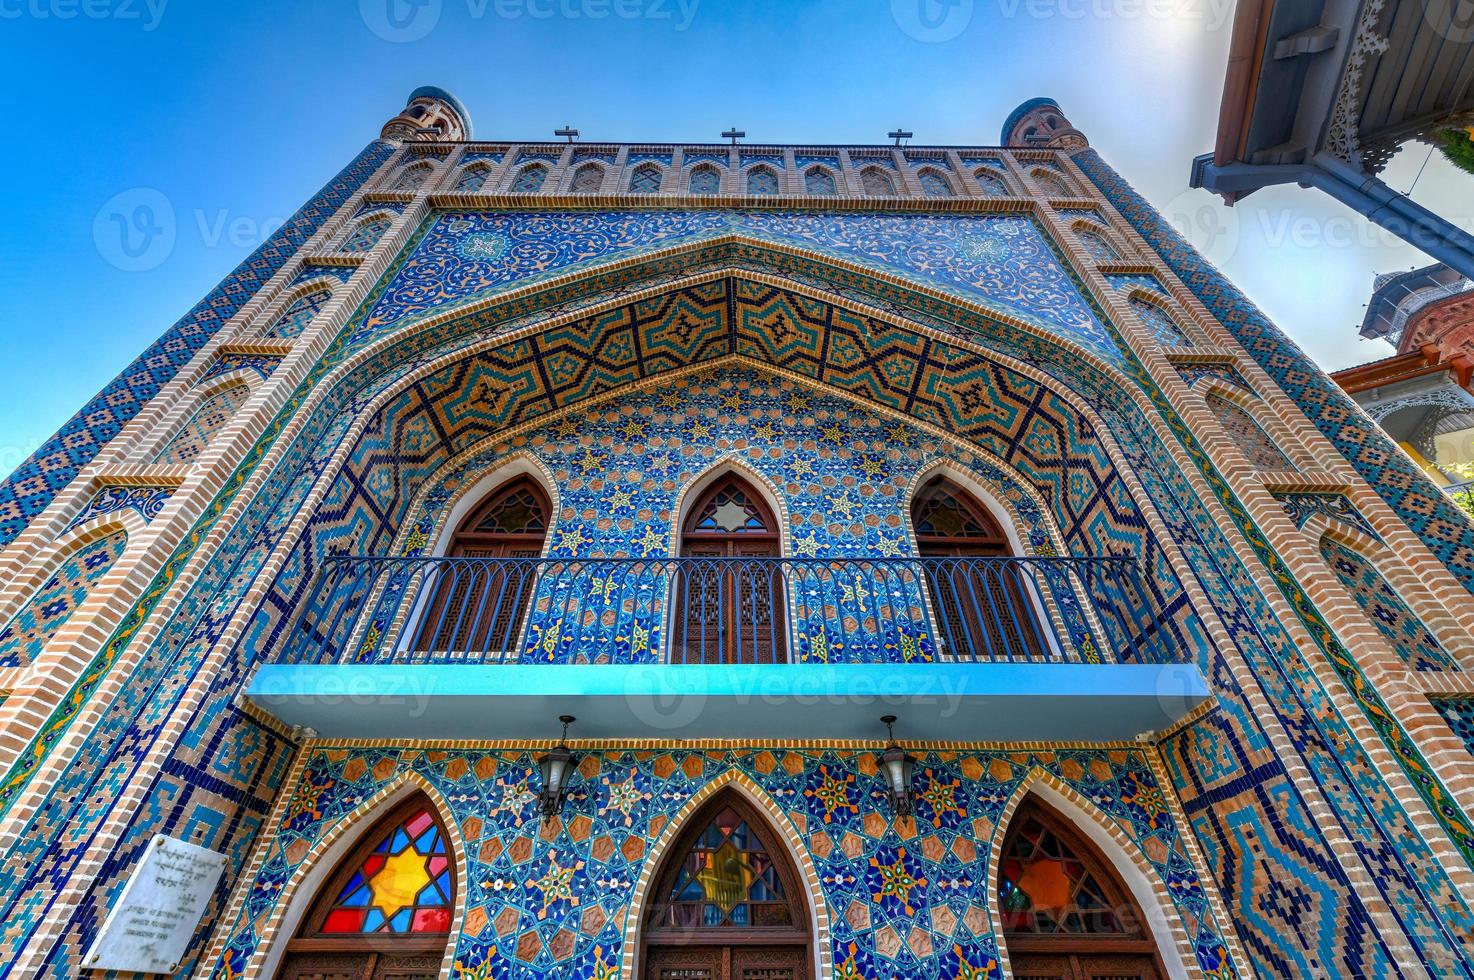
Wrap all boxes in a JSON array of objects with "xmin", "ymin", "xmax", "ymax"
[
  {"xmin": 672, "ymin": 473, "xmax": 787, "ymax": 663},
  {"xmin": 276, "ymin": 795, "xmax": 456, "ymax": 980},
  {"xmin": 412, "ymin": 474, "xmax": 550, "ymax": 655},
  {"xmin": 641, "ymin": 790, "xmax": 812, "ymax": 979},
  {"xmin": 910, "ymin": 475, "xmax": 1047, "ymax": 660},
  {"xmin": 998, "ymin": 798, "xmax": 1166, "ymax": 980}
]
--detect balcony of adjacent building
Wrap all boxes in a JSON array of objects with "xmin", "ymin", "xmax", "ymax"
[{"xmin": 248, "ymin": 549, "xmax": 1210, "ymax": 743}]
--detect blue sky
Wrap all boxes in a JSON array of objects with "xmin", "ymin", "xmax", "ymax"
[{"xmin": 0, "ymin": 0, "xmax": 1468, "ymax": 473}]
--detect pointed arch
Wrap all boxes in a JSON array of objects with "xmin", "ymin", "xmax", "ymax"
[
  {"xmin": 629, "ymin": 163, "xmax": 664, "ymax": 194},
  {"xmin": 261, "ymin": 285, "xmax": 332, "ymax": 341},
  {"xmin": 1073, "ymin": 222, "xmax": 1121, "ymax": 263},
  {"xmin": 0, "ymin": 525, "xmax": 130, "ymax": 669},
  {"xmin": 688, "ymin": 164, "xmax": 723, "ymax": 194},
  {"xmin": 149, "ymin": 378, "xmax": 253, "ymax": 465},
  {"xmin": 509, "ymin": 162, "xmax": 549, "ymax": 193},
  {"xmin": 746, "ymin": 165, "xmax": 780, "ymax": 196},
  {"xmin": 247, "ymin": 773, "xmax": 467, "ymax": 980},
  {"xmin": 338, "ymin": 213, "xmax": 394, "ymax": 254},
  {"xmin": 453, "ymin": 162, "xmax": 492, "ymax": 193},
  {"xmin": 571, "ymin": 162, "xmax": 606, "ymax": 194},
  {"xmin": 1032, "ymin": 168, "xmax": 1071, "ymax": 197},
  {"xmin": 974, "ymin": 167, "xmax": 1011, "ymax": 196},
  {"xmin": 623, "ymin": 772, "xmax": 830, "ymax": 980},
  {"xmin": 916, "ymin": 167, "xmax": 955, "ymax": 198},
  {"xmin": 1125, "ymin": 291, "xmax": 1189, "ymax": 347},
  {"xmin": 859, "ymin": 166, "xmax": 895, "ymax": 196},
  {"xmin": 803, "ymin": 166, "xmax": 838, "ymax": 196},
  {"xmin": 993, "ymin": 772, "xmax": 1197, "ymax": 980},
  {"xmin": 1200, "ymin": 388, "xmax": 1294, "ymax": 470},
  {"xmin": 391, "ymin": 161, "xmax": 433, "ymax": 191},
  {"xmin": 671, "ymin": 456, "xmax": 789, "ymax": 558}
]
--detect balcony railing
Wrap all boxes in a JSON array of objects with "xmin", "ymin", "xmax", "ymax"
[{"xmin": 279, "ymin": 555, "xmax": 1184, "ymax": 667}]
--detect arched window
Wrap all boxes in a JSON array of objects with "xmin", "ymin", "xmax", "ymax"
[
  {"xmin": 912, "ymin": 475, "xmax": 1047, "ymax": 660},
  {"xmin": 1127, "ymin": 296, "xmax": 1187, "ymax": 346},
  {"xmin": 571, "ymin": 163, "xmax": 605, "ymax": 193},
  {"xmin": 673, "ymin": 473, "xmax": 786, "ymax": 664},
  {"xmin": 277, "ymin": 795, "xmax": 455, "ymax": 980},
  {"xmin": 392, "ymin": 162, "xmax": 432, "ymax": 191},
  {"xmin": 803, "ymin": 167, "xmax": 837, "ymax": 196},
  {"xmin": 746, "ymin": 167, "xmax": 780, "ymax": 195},
  {"xmin": 641, "ymin": 790, "xmax": 810, "ymax": 979},
  {"xmin": 688, "ymin": 165, "xmax": 722, "ymax": 194},
  {"xmin": 1034, "ymin": 170, "xmax": 1070, "ymax": 197},
  {"xmin": 917, "ymin": 168, "xmax": 954, "ymax": 197},
  {"xmin": 1319, "ymin": 535, "xmax": 1457, "ymax": 671},
  {"xmin": 412, "ymin": 475, "xmax": 551, "ymax": 654},
  {"xmin": 629, "ymin": 164, "xmax": 663, "ymax": 193},
  {"xmin": 340, "ymin": 214, "xmax": 392, "ymax": 254},
  {"xmin": 860, "ymin": 167, "xmax": 896, "ymax": 196},
  {"xmin": 1075, "ymin": 226, "xmax": 1120, "ymax": 263},
  {"xmin": 975, "ymin": 168, "xmax": 1010, "ymax": 197},
  {"xmin": 150, "ymin": 381, "xmax": 251, "ymax": 465},
  {"xmin": 999, "ymin": 799, "xmax": 1166, "ymax": 979},
  {"xmin": 453, "ymin": 164, "xmax": 491, "ymax": 193},
  {"xmin": 263, "ymin": 287, "xmax": 331, "ymax": 341},
  {"xmin": 1203, "ymin": 392, "xmax": 1293, "ymax": 470},
  {"xmin": 0, "ymin": 530, "xmax": 128, "ymax": 668},
  {"xmin": 510, "ymin": 163, "xmax": 548, "ymax": 193}
]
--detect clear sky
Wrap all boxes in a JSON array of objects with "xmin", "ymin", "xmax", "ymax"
[{"xmin": 0, "ymin": 0, "xmax": 1468, "ymax": 475}]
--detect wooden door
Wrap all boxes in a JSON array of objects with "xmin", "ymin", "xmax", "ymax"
[
  {"xmin": 911, "ymin": 476, "xmax": 1046, "ymax": 660},
  {"xmin": 674, "ymin": 475, "xmax": 786, "ymax": 664},
  {"xmin": 411, "ymin": 476, "xmax": 549, "ymax": 656}
]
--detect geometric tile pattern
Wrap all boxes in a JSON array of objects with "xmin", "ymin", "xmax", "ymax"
[
  {"xmin": 1127, "ymin": 296, "xmax": 1187, "ymax": 347},
  {"xmin": 200, "ymin": 353, "xmax": 282, "ymax": 384},
  {"xmin": 150, "ymin": 382, "xmax": 251, "ymax": 465},
  {"xmin": 263, "ymin": 288, "xmax": 332, "ymax": 341},
  {"xmin": 1203, "ymin": 392, "xmax": 1293, "ymax": 470},
  {"xmin": 0, "ymin": 141, "xmax": 393, "ymax": 545},
  {"xmin": 62, "ymin": 484, "xmax": 174, "ymax": 533},
  {"xmin": 1274, "ymin": 492, "xmax": 1379, "ymax": 539},
  {"xmin": 1432, "ymin": 698, "xmax": 1474, "ymax": 756},
  {"xmin": 1318, "ymin": 535, "xmax": 1459, "ymax": 672},
  {"xmin": 208, "ymin": 745, "xmax": 1240, "ymax": 980},
  {"xmin": 0, "ymin": 530, "xmax": 127, "ymax": 668}
]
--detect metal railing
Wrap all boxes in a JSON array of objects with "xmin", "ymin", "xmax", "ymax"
[{"xmin": 279, "ymin": 555, "xmax": 1183, "ymax": 667}]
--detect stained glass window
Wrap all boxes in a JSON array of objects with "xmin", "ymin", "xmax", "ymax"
[
  {"xmin": 340, "ymin": 215, "xmax": 391, "ymax": 254},
  {"xmin": 911, "ymin": 479, "xmax": 1004, "ymax": 541},
  {"xmin": 656, "ymin": 805, "xmax": 791, "ymax": 928},
  {"xmin": 999, "ymin": 810, "xmax": 1128, "ymax": 935},
  {"xmin": 151, "ymin": 382, "xmax": 250, "ymax": 465},
  {"xmin": 1128, "ymin": 297, "xmax": 1187, "ymax": 346},
  {"xmin": 690, "ymin": 480, "xmax": 772, "ymax": 533},
  {"xmin": 918, "ymin": 168, "xmax": 954, "ymax": 197},
  {"xmin": 975, "ymin": 169, "xmax": 1010, "ymax": 197},
  {"xmin": 1075, "ymin": 227, "xmax": 1120, "ymax": 263},
  {"xmin": 470, "ymin": 480, "xmax": 548, "ymax": 534},
  {"xmin": 689, "ymin": 166, "xmax": 722, "ymax": 194},
  {"xmin": 629, "ymin": 165, "xmax": 663, "ymax": 193},
  {"xmin": 746, "ymin": 167, "xmax": 779, "ymax": 196},
  {"xmin": 572, "ymin": 164, "xmax": 604, "ymax": 193},
  {"xmin": 804, "ymin": 168, "xmax": 836, "ymax": 196},
  {"xmin": 860, "ymin": 167, "xmax": 895, "ymax": 196},
  {"xmin": 511, "ymin": 164, "xmax": 548, "ymax": 193},
  {"xmin": 454, "ymin": 165, "xmax": 491, "ymax": 192},
  {"xmin": 263, "ymin": 288, "xmax": 331, "ymax": 340},
  {"xmin": 319, "ymin": 806, "xmax": 453, "ymax": 935}
]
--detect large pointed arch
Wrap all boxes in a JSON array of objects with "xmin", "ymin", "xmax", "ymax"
[
  {"xmin": 992, "ymin": 772, "xmax": 1205, "ymax": 980},
  {"xmin": 624, "ymin": 772, "xmax": 830, "ymax": 980}
]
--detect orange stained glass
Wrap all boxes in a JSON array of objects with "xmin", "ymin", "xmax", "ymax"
[
  {"xmin": 999, "ymin": 812, "xmax": 1126, "ymax": 935},
  {"xmin": 320, "ymin": 808, "xmax": 452, "ymax": 934}
]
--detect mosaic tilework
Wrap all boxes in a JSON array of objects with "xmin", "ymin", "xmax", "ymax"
[
  {"xmin": 7, "ymin": 220, "xmax": 1473, "ymax": 978},
  {"xmin": 63, "ymin": 484, "xmax": 173, "ymax": 532},
  {"xmin": 340, "ymin": 215, "xmax": 392, "ymax": 254},
  {"xmin": 1075, "ymin": 149, "xmax": 1474, "ymax": 593},
  {"xmin": 1127, "ymin": 296, "xmax": 1188, "ymax": 347},
  {"xmin": 1319, "ymin": 535, "xmax": 1458, "ymax": 672},
  {"xmin": 150, "ymin": 382, "xmax": 252, "ymax": 465},
  {"xmin": 1433, "ymin": 698, "xmax": 1474, "ymax": 756},
  {"xmin": 1203, "ymin": 392, "xmax": 1293, "ymax": 470},
  {"xmin": 1174, "ymin": 362, "xmax": 1250, "ymax": 392},
  {"xmin": 0, "ymin": 141, "xmax": 393, "ymax": 545},
  {"xmin": 354, "ymin": 199, "xmax": 409, "ymax": 217},
  {"xmin": 210, "ymin": 745, "xmax": 1239, "ymax": 980},
  {"xmin": 290, "ymin": 264, "xmax": 355, "ymax": 288},
  {"xmin": 358, "ymin": 210, "xmax": 1119, "ymax": 362},
  {"xmin": 1275, "ymin": 492, "xmax": 1379, "ymax": 539},
  {"xmin": 264, "ymin": 288, "xmax": 333, "ymax": 341},
  {"xmin": 0, "ymin": 530, "xmax": 127, "ymax": 669},
  {"xmin": 201, "ymin": 352, "xmax": 281, "ymax": 384}
]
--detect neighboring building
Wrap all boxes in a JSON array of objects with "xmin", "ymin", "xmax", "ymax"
[
  {"xmin": 0, "ymin": 90, "xmax": 1473, "ymax": 980},
  {"xmin": 1334, "ymin": 264, "xmax": 1474, "ymax": 504},
  {"xmin": 1189, "ymin": 0, "xmax": 1474, "ymax": 279}
]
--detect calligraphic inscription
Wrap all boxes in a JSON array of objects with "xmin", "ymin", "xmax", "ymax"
[{"xmin": 82, "ymin": 835, "xmax": 227, "ymax": 974}]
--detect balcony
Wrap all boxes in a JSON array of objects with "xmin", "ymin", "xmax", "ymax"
[{"xmin": 248, "ymin": 556, "xmax": 1210, "ymax": 742}]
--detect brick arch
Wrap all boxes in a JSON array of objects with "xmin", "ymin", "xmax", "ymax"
[
  {"xmin": 668, "ymin": 453, "xmax": 792, "ymax": 558},
  {"xmin": 618, "ymin": 768, "xmax": 834, "ymax": 980},
  {"xmin": 241, "ymin": 768, "xmax": 469, "ymax": 980}
]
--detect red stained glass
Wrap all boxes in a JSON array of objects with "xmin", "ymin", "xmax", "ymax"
[{"xmin": 320, "ymin": 807, "xmax": 453, "ymax": 934}]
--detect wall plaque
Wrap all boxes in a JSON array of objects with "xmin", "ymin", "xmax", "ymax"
[{"xmin": 82, "ymin": 834, "xmax": 227, "ymax": 974}]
